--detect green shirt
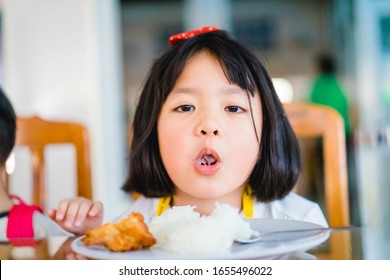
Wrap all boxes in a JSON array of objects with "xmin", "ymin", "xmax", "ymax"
[{"xmin": 310, "ymin": 74, "xmax": 350, "ymax": 135}]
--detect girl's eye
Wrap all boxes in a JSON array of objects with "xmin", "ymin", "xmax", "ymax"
[
  {"xmin": 225, "ymin": 106, "xmax": 244, "ymax": 113},
  {"xmin": 175, "ymin": 105, "xmax": 195, "ymax": 112}
]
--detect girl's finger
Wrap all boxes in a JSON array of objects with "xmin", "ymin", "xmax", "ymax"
[
  {"xmin": 89, "ymin": 201, "xmax": 103, "ymax": 217},
  {"xmin": 47, "ymin": 208, "xmax": 56, "ymax": 219},
  {"xmin": 56, "ymin": 199, "xmax": 72, "ymax": 221},
  {"xmin": 74, "ymin": 201, "xmax": 93, "ymax": 227},
  {"xmin": 63, "ymin": 200, "xmax": 83, "ymax": 228}
]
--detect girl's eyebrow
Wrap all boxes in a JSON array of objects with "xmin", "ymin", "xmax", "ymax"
[
  {"xmin": 223, "ymin": 87, "xmax": 246, "ymax": 95},
  {"xmin": 170, "ymin": 86, "xmax": 246, "ymax": 96},
  {"xmin": 170, "ymin": 87, "xmax": 197, "ymax": 95}
]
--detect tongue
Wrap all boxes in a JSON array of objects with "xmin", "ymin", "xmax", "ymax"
[{"xmin": 200, "ymin": 154, "xmax": 217, "ymax": 166}]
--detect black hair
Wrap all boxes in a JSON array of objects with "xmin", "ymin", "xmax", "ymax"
[
  {"xmin": 0, "ymin": 87, "xmax": 16, "ymax": 166},
  {"xmin": 123, "ymin": 29, "xmax": 301, "ymax": 202},
  {"xmin": 317, "ymin": 53, "xmax": 336, "ymax": 74}
]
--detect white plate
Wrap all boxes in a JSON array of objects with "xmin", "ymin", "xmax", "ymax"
[{"xmin": 71, "ymin": 219, "xmax": 330, "ymax": 260}]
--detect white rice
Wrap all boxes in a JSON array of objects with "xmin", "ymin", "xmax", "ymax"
[{"xmin": 149, "ymin": 203, "xmax": 258, "ymax": 255}]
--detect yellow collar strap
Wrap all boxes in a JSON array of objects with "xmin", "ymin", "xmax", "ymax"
[
  {"xmin": 242, "ymin": 184, "xmax": 254, "ymax": 218},
  {"xmin": 155, "ymin": 185, "xmax": 254, "ymax": 218},
  {"xmin": 155, "ymin": 196, "xmax": 171, "ymax": 217}
]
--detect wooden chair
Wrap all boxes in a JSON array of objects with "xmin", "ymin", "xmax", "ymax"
[
  {"xmin": 14, "ymin": 116, "xmax": 92, "ymax": 210},
  {"xmin": 283, "ymin": 103, "xmax": 350, "ymax": 227},
  {"xmin": 284, "ymin": 103, "xmax": 350, "ymax": 259}
]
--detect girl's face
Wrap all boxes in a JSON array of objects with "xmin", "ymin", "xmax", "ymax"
[{"xmin": 157, "ymin": 51, "xmax": 262, "ymax": 210}]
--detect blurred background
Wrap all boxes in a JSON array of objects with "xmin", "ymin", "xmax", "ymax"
[{"xmin": 0, "ymin": 0, "xmax": 389, "ymax": 228}]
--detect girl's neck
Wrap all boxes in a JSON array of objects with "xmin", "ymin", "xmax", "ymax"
[{"xmin": 172, "ymin": 185, "xmax": 245, "ymax": 216}]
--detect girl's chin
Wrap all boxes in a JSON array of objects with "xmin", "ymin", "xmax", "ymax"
[{"xmin": 174, "ymin": 188, "xmax": 236, "ymax": 201}]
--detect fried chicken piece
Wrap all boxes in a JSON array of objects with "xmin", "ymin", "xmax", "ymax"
[{"xmin": 81, "ymin": 212, "xmax": 156, "ymax": 252}]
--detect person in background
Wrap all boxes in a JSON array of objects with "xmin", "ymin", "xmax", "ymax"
[
  {"xmin": 0, "ymin": 87, "xmax": 72, "ymax": 243},
  {"xmin": 0, "ymin": 88, "xmax": 16, "ymax": 220},
  {"xmin": 308, "ymin": 53, "xmax": 360, "ymax": 225},
  {"xmin": 309, "ymin": 53, "xmax": 351, "ymax": 136}
]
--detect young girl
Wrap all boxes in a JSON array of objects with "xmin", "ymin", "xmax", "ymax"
[
  {"xmin": 0, "ymin": 88, "xmax": 72, "ymax": 243},
  {"xmin": 0, "ymin": 89, "xmax": 16, "ymax": 219},
  {"xmin": 49, "ymin": 26, "xmax": 328, "ymax": 234}
]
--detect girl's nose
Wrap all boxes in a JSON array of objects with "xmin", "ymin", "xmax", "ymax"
[
  {"xmin": 200, "ymin": 129, "xmax": 219, "ymax": 136},
  {"xmin": 194, "ymin": 107, "xmax": 222, "ymax": 137},
  {"xmin": 196, "ymin": 117, "xmax": 220, "ymax": 137}
]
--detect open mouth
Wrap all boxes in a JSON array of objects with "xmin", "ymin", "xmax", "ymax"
[
  {"xmin": 198, "ymin": 154, "xmax": 218, "ymax": 166},
  {"xmin": 194, "ymin": 148, "xmax": 221, "ymax": 175}
]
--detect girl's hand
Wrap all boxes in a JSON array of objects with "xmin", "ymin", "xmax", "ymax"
[{"xmin": 48, "ymin": 197, "xmax": 103, "ymax": 235}]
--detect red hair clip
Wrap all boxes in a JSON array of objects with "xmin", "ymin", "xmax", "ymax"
[{"xmin": 168, "ymin": 26, "xmax": 220, "ymax": 46}]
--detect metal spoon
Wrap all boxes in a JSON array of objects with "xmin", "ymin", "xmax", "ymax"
[{"xmin": 235, "ymin": 226, "xmax": 358, "ymax": 244}]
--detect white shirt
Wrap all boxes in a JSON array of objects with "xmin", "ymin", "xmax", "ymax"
[{"xmin": 116, "ymin": 192, "xmax": 328, "ymax": 228}]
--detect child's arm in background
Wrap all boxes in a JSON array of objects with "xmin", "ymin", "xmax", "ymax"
[{"xmin": 48, "ymin": 197, "xmax": 103, "ymax": 235}]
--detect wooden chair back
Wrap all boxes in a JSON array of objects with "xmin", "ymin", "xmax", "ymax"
[
  {"xmin": 283, "ymin": 103, "xmax": 350, "ymax": 227},
  {"xmin": 15, "ymin": 116, "xmax": 92, "ymax": 210}
]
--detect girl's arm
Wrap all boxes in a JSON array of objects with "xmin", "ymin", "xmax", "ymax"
[{"xmin": 48, "ymin": 197, "xmax": 103, "ymax": 235}]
